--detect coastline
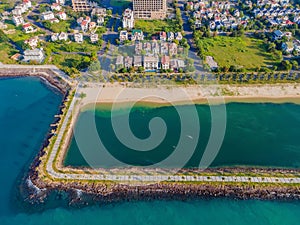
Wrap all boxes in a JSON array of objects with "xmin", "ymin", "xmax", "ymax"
[{"xmin": 2, "ymin": 75, "xmax": 298, "ymax": 204}]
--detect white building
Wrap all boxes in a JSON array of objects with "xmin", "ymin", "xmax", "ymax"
[
  {"xmin": 74, "ymin": 33, "xmax": 84, "ymax": 43},
  {"xmin": 119, "ymin": 30, "xmax": 128, "ymax": 42},
  {"xmin": 12, "ymin": 15, "xmax": 25, "ymax": 26},
  {"xmin": 41, "ymin": 11, "xmax": 55, "ymax": 21},
  {"xmin": 122, "ymin": 8, "xmax": 134, "ymax": 30},
  {"xmin": 55, "ymin": 0, "xmax": 65, "ymax": 5},
  {"xmin": 22, "ymin": 23, "xmax": 35, "ymax": 33},
  {"xmin": 91, "ymin": 8, "xmax": 107, "ymax": 17},
  {"xmin": 58, "ymin": 32, "xmax": 68, "ymax": 41},
  {"xmin": 23, "ymin": 0, "xmax": 32, "ymax": 8},
  {"xmin": 57, "ymin": 12, "xmax": 67, "ymax": 20},
  {"xmin": 51, "ymin": 33, "xmax": 59, "ymax": 42},
  {"xmin": 23, "ymin": 48, "xmax": 45, "ymax": 63},
  {"xmin": 51, "ymin": 3, "xmax": 62, "ymax": 11},
  {"xmin": 90, "ymin": 33, "xmax": 99, "ymax": 43}
]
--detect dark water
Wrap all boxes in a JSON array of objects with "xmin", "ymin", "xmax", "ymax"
[
  {"xmin": 65, "ymin": 103, "xmax": 300, "ymax": 168},
  {"xmin": 1, "ymin": 77, "xmax": 300, "ymax": 225}
]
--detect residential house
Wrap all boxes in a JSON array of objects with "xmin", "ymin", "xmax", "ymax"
[
  {"xmin": 91, "ymin": 8, "xmax": 107, "ymax": 17},
  {"xmin": 119, "ymin": 30, "xmax": 128, "ymax": 42},
  {"xmin": 273, "ymin": 30, "xmax": 284, "ymax": 40},
  {"xmin": 135, "ymin": 42, "xmax": 142, "ymax": 54},
  {"xmin": 160, "ymin": 42, "xmax": 168, "ymax": 55},
  {"xmin": 161, "ymin": 55, "xmax": 170, "ymax": 70},
  {"xmin": 74, "ymin": 33, "xmax": 83, "ymax": 43},
  {"xmin": 131, "ymin": 29, "xmax": 144, "ymax": 41},
  {"xmin": 51, "ymin": 3, "xmax": 62, "ymax": 11},
  {"xmin": 89, "ymin": 22, "xmax": 97, "ymax": 30},
  {"xmin": 81, "ymin": 20, "xmax": 89, "ymax": 32},
  {"xmin": 90, "ymin": 33, "xmax": 99, "ymax": 43},
  {"xmin": 97, "ymin": 16, "xmax": 104, "ymax": 25},
  {"xmin": 24, "ymin": 36, "xmax": 39, "ymax": 49},
  {"xmin": 51, "ymin": 33, "xmax": 59, "ymax": 42},
  {"xmin": 23, "ymin": 48, "xmax": 45, "ymax": 63},
  {"xmin": 12, "ymin": 8, "xmax": 23, "ymax": 16},
  {"xmin": 116, "ymin": 55, "xmax": 124, "ymax": 69},
  {"xmin": 23, "ymin": 0, "xmax": 32, "ymax": 8},
  {"xmin": 205, "ymin": 56, "xmax": 218, "ymax": 70},
  {"xmin": 55, "ymin": 0, "xmax": 65, "ymax": 5},
  {"xmin": 57, "ymin": 11, "xmax": 67, "ymax": 20},
  {"xmin": 41, "ymin": 11, "xmax": 55, "ymax": 21},
  {"xmin": 0, "ymin": 21, "xmax": 7, "ymax": 29},
  {"xmin": 124, "ymin": 56, "xmax": 133, "ymax": 68},
  {"xmin": 175, "ymin": 32, "xmax": 183, "ymax": 41},
  {"xmin": 50, "ymin": 18, "xmax": 60, "ymax": 23},
  {"xmin": 167, "ymin": 32, "xmax": 174, "ymax": 41},
  {"xmin": 143, "ymin": 42, "xmax": 152, "ymax": 54},
  {"xmin": 152, "ymin": 41, "xmax": 160, "ymax": 55},
  {"xmin": 169, "ymin": 43, "xmax": 177, "ymax": 56},
  {"xmin": 122, "ymin": 8, "xmax": 134, "ymax": 29},
  {"xmin": 282, "ymin": 42, "xmax": 294, "ymax": 53},
  {"xmin": 144, "ymin": 56, "xmax": 159, "ymax": 70},
  {"xmin": 58, "ymin": 32, "xmax": 68, "ymax": 41},
  {"xmin": 134, "ymin": 55, "xmax": 142, "ymax": 67},
  {"xmin": 22, "ymin": 23, "xmax": 34, "ymax": 33},
  {"xmin": 12, "ymin": 15, "xmax": 25, "ymax": 26},
  {"xmin": 160, "ymin": 31, "xmax": 167, "ymax": 41}
]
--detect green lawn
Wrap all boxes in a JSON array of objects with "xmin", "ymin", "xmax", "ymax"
[
  {"xmin": 0, "ymin": 42, "xmax": 19, "ymax": 64},
  {"xmin": 134, "ymin": 19, "xmax": 180, "ymax": 36},
  {"xmin": 44, "ymin": 20, "xmax": 74, "ymax": 33},
  {"xmin": 199, "ymin": 36, "xmax": 276, "ymax": 70}
]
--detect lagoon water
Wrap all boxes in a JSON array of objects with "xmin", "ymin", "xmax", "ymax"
[
  {"xmin": 1, "ymin": 77, "xmax": 300, "ymax": 225},
  {"xmin": 65, "ymin": 102, "xmax": 300, "ymax": 168}
]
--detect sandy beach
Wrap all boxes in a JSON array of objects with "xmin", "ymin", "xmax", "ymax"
[{"xmin": 79, "ymin": 83, "xmax": 300, "ymax": 108}]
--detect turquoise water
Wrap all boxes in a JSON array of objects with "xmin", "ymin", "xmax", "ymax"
[
  {"xmin": 65, "ymin": 103, "xmax": 300, "ymax": 168},
  {"xmin": 1, "ymin": 77, "xmax": 300, "ymax": 225}
]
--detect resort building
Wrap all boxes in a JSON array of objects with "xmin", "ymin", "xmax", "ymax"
[
  {"xmin": 133, "ymin": 0, "xmax": 167, "ymax": 19},
  {"xmin": 23, "ymin": 48, "xmax": 45, "ymax": 63},
  {"xmin": 72, "ymin": 0, "xmax": 91, "ymax": 12},
  {"xmin": 122, "ymin": 8, "xmax": 134, "ymax": 30}
]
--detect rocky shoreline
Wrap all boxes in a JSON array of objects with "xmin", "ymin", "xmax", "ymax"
[{"xmin": 0, "ymin": 68, "xmax": 70, "ymax": 94}]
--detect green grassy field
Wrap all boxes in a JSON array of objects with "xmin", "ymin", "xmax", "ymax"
[
  {"xmin": 46, "ymin": 20, "xmax": 74, "ymax": 33},
  {"xmin": 0, "ymin": 42, "xmax": 19, "ymax": 64},
  {"xmin": 199, "ymin": 36, "xmax": 276, "ymax": 70},
  {"xmin": 134, "ymin": 19, "xmax": 179, "ymax": 35}
]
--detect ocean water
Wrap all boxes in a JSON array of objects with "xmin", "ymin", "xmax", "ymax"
[{"xmin": 0, "ymin": 77, "xmax": 300, "ymax": 225}]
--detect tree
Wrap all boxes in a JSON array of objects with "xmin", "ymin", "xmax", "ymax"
[
  {"xmin": 88, "ymin": 60, "xmax": 101, "ymax": 73},
  {"xmin": 280, "ymin": 60, "xmax": 292, "ymax": 71}
]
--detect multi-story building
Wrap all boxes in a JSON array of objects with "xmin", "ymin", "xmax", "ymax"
[
  {"xmin": 122, "ymin": 8, "xmax": 134, "ymax": 29},
  {"xmin": 133, "ymin": 0, "xmax": 167, "ymax": 19},
  {"xmin": 72, "ymin": 0, "xmax": 91, "ymax": 12}
]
